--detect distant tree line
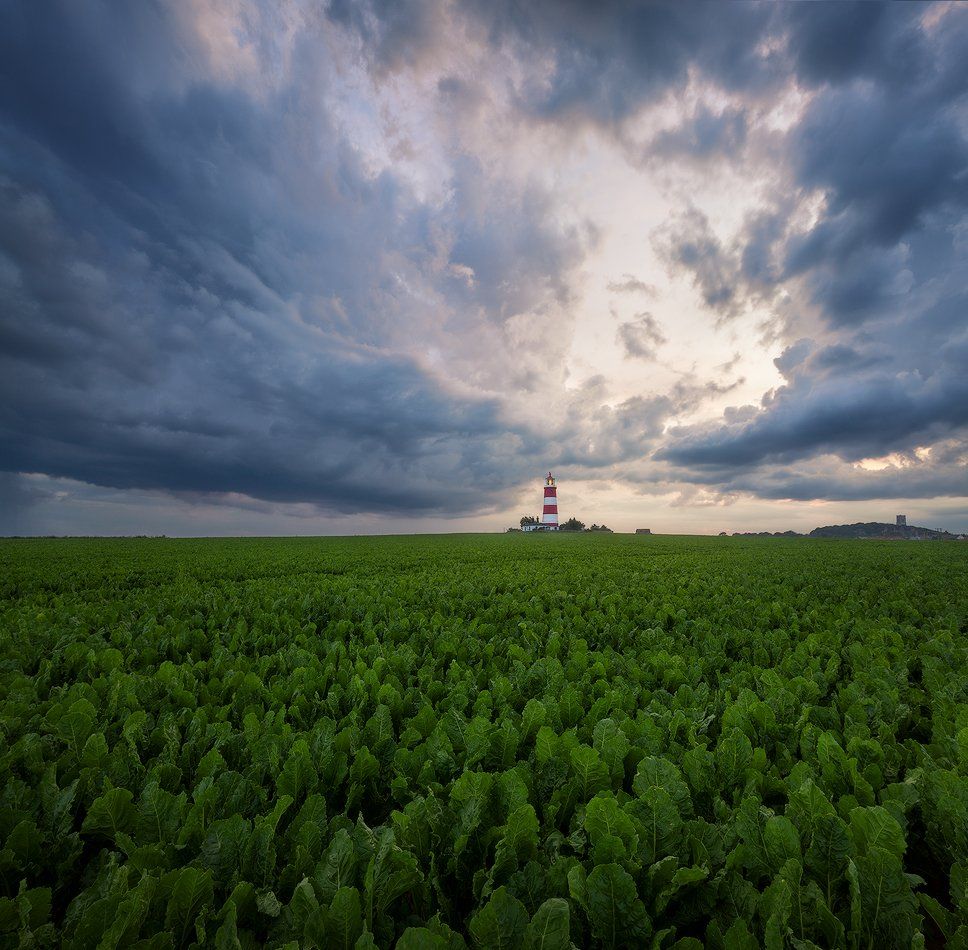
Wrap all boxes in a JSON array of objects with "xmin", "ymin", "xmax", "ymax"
[
  {"xmin": 561, "ymin": 518, "xmax": 612, "ymax": 532},
  {"xmin": 515, "ymin": 515, "xmax": 612, "ymax": 532}
]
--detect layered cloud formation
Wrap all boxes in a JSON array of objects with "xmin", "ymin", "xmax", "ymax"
[{"xmin": 1, "ymin": 1, "xmax": 966, "ymax": 533}]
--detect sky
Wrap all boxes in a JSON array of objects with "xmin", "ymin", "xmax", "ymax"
[{"xmin": 1, "ymin": 0, "xmax": 967, "ymax": 536}]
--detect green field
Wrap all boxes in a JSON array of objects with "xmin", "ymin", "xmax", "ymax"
[{"xmin": 2, "ymin": 535, "xmax": 967, "ymax": 948}]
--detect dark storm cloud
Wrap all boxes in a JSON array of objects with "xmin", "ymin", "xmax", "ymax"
[
  {"xmin": 0, "ymin": 0, "xmax": 588, "ymax": 519},
  {"xmin": 808, "ymin": 344, "xmax": 888, "ymax": 374},
  {"xmin": 649, "ymin": 4, "xmax": 968, "ymax": 492},
  {"xmin": 666, "ymin": 269, "xmax": 968, "ymax": 473},
  {"xmin": 0, "ymin": 472, "xmax": 56, "ymax": 535},
  {"xmin": 657, "ymin": 364, "xmax": 968, "ymax": 470},
  {"xmin": 662, "ymin": 431, "xmax": 968, "ymax": 503},
  {"xmin": 770, "ymin": 65, "xmax": 968, "ymax": 329},
  {"xmin": 785, "ymin": 89, "xmax": 968, "ymax": 274},
  {"xmin": 775, "ymin": 5, "xmax": 968, "ymax": 321},
  {"xmin": 0, "ymin": 164, "xmax": 516, "ymax": 515},
  {"xmin": 460, "ymin": 0, "xmax": 781, "ymax": 127},
  {"xmin": 672, "ymin": 460, "xmax": 968, "ymax": 504},
  {"xmin": 784, "ymin": 2, "xmax": 927, "ymax": 87},
  {"xmin": 649, "ymin": 4, "xmax": 966, "ymax": 310}
]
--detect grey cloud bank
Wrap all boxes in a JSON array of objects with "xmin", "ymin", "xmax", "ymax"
[{"xmin": 1, "ymin": 0, "xmax": 966, "ymax": 533}]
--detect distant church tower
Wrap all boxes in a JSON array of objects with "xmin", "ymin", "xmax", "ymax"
[
  {"xmin": 542, "ymin": 473, "xmax": 559, "ymax": 530},
  {"xmin": 896, "ymin": 514, "xmax": 907, "ymax": 526}
]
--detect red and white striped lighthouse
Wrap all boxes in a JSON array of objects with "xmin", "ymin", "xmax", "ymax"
[{"xmin": 541, "ymin": 472, "xmax": 559, "ymax": 529}]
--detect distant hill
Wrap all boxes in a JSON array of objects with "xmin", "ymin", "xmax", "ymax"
[
  {"xmin": 728, "ymin": 522, "xmax": 962, "ymax": 540},
  {"xmin": 808, "ymin": 522, "xmax": 957, "ymax": 540}
]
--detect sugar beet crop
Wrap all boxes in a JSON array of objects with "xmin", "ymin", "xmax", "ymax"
[{"xmin": 1, "ymin": 534, "xmax": 967, "ymax": 948}]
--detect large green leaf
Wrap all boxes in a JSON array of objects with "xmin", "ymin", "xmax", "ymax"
[
  {"xmin": 804, "ymin": 813, "xmax": 850, "ymax": 904},
  {"xmin": 469, "ymin": 887, "xmax": 528, "ymax": 949},
  {"xmin": 277, "ymin": 739, "xmax": 320, "ymax": 802},
  {"xmin": 98, "ymin": 874, "xmax": 156, "ymax": 949},
  {"xmin": 201, "ymin": 814, "xmax": 250, "ymax": 881},
  {"xmin": 570, "ymin": 746, "xmax": 610, "ymax": 802},
  {"xmin": 289, "ymin": 877, "xmax": 320, "ymax": 935},
  {"xmin": 762, "ymin": 873, "xmax": 792, "ymax": 950},
  {"xmin": 584, "ymin": 863, "xmax": 651, "ymax": 949},
  {"xmin": 535, "ymin": 728, "xmax": 558, "ymax": 767},
  {"xmin": 136, "ymin": 782, "xmax": 188, "ymax": 845},
  {"xmin": 487, "ymin": 803, "xmax": 540, "ymax": 891},
  {"xmin": 315, "ymin": 829, "xmax": 358, "ymax": 904},
  {"xmin": 213, "ymin": 900, "xmax": 242, "ymax": 950},
  {"xmin": 165, "ymin": 867, "xmax": 214, "ymax": 950},
  {"xmin": 715, "ymin": 729, "xmax": 753, "ymax": 795},
  {"xmin": 593, "ymin": 719, "xmax": 631, "ymax": 785},
  {"xmin": 363, "ymin": 828, "xmax": 422, "ymax": 931},
  {"xmin": 627, "ymin": 786, "xmax": 682, "ymax": 864},
  {"xmin": 763, "ymin": 816, "xmax": 801, "ymax": 874},
  {"xmin": 524, "ymin": 898, "xmax": 571, "ymax": 950},
  {"xmin": 54, "ymin": 699, "xmax": 97, "ymax": 753},
  {"xmin": 81, "ymin": 788, "xmax": 135, "ymax": 841},
  {"xmin": 451, "ymin": 770, "xmax": 495, "ymax": 860},
  {"xmin": 316, "ymin": 887, "xmax": 364, "ymax": 950},
  {"xmin": 81, "ymin": 732, "xmax": 109, "ymax": 769},
  {"xmin": 584, "ymin": 794, "xmax": 638, "ymax": 865},
  {"xmin": 632, "ymin": 757, "xmax": 692, "ymax": 817},
  {"xmin": 852, "ymin": 850, "xmax": 919, "ymax": 948},
  {"xmin": 521, "ymin": 701, "xmax": 547, "ymax": 742},
  {"xmin": 848, "ymin": 806, "xmax": 906, "ymax": 860}
]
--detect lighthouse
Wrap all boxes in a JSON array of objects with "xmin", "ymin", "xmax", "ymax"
[{"xmin": 541, "ymin": 472, "xmax": 559, "ymax": 530}]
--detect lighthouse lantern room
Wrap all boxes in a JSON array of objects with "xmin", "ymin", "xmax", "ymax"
[{"xmin": 541, "ymin": 472, "xmax": 559, "ymax": 530}]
